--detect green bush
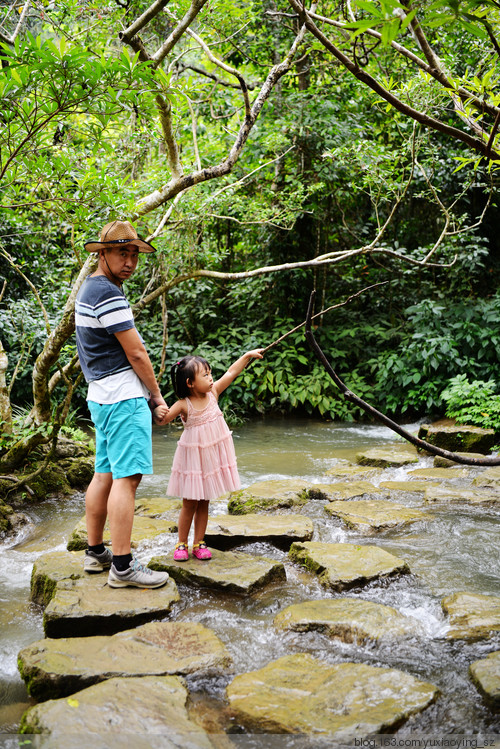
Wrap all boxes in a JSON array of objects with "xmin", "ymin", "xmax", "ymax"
[{"xmin": 440, "ymin": 374, "xmax": 500, "ymax": 432}]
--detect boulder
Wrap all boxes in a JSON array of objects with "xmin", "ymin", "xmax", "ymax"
[
  {"xmin": 64, "ymin": 457, "xmax": 95, "ymax": 488},
  {"xmin": 442, "ymin": 591, "xmax": 500, "ymax": 640},
  {"xmin": 355, "ymin": 445, "xmax": 419, "ymax": 468},
  {"xmin": 469, "ymin": 651, "xmax": 500, "ymax": 706},
  {"xmin": 226, "ymin": 653, "xmax": 438, "ymax": 739},
  {"xmin": 67, "ymin": 513, "xmax": 178, "ymax": 551},
  {"xmin": 418, "ymin": 424, "xmax": 496, "ymax": 454},
  {"xmin": 227, "ymin": 479, "xmax": 310, "ymax": 514},
  {"xmin": 150, "ymin": 547, "xmax": 285, "ymax": 594},
  {"xmin": 205, "ymin": 513, "xmax": 314, "ymax": 550},
  {"xmin": 289, "ymin": 541, "xmax": 410, "ymax": 591},
  {"xmin": 274, "ymin": 598, "xmax": 424, "ymax": 642},
  {"xmin": 424, "ymin": 486, "xmax": 499, "ymax": 506},
  {"xmin": 18, "ymin": 621, "xmax": 232, "ymax": 702},
  {"xmin": 324, "ymin": 499, "xmax": 431, "ymax": 532},
  {"xmin": 20, "ymin": 675, "xmax": 214, "ymax": 747},
  {"xmin": 42, "ymin": 573, "xmax": 180, "ymax": 638}
]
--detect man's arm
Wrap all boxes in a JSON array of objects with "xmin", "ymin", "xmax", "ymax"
[{"xmin": 114, "ymin": 328, "xmax": 167, "ymax": 409}]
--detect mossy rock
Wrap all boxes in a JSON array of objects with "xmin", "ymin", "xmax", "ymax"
[
  {"xmin": 63, "ymin": 457, "xmax": 95, "ymax": 488},
  {"xmin": 228, "ymin": 480, "xmax": 311, "ymax": 515},
  {"xmin": 418, "ymin": 424, "xmax": 496, "ymax": 454}
]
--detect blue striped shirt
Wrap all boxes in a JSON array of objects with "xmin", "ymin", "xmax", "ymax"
[{"xmin": 75, "ymin": 275, "xmax": 136, "ymax": 382}]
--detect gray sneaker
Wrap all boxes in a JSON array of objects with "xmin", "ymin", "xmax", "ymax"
[
  {"xmin": 107, "ymin": 558, "xmax": 169, "ymax": 589},
  {"xmin": 84, "ymin": 548, "xmax": 113, "ymax": 573}
]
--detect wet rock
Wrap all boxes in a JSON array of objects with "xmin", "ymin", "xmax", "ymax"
[
  {"xmin": 424, "ymin": 486, "xmax": 499, "ymax": 506},
  {"xmin": 289, "ymin": 541, "xmax": 410, "ymax": 591},
  {"xmin": 312, "ymin": 481, "xmax": 384, "ymax": 501},
  {"xmin": 434, "ymin": 452, "xmax": 486, "ymax": 468},
  {"xmin": 379, "ymin": 480, "xmax": 436, "ymax": 493},
  {"xmin": 355, "ymin": 445, "xmax": 419, "ymax": 468},
  {"xmin": 67, "ymin": 513, "xmax": 178, "ymax": 551},
  {"xmin": 469, "ymin": 651, "xmax": 500, "ymax": 706},
  {"xmin": 324, "ymin": 499, "xmax": 430, "ymax": 532},
  {"xmin": 418, "ymin": 424, "xmax": 496, "ymax": 454},
  {"xmin": 408, "ymin": 467, "xmax": 471, "ymax": 480},
  {"xmin": 64, "ymin": 457, "xmax": 95, "ymax": 488},
  {"xmin": 150, "ymin": 547, "xmax": 285, "ymax": 594},
  {"xmin": 274, "ymin": 598, "xmax": 424, "ymax": 642},
  {"xmin": 442, "ymin": 591, "xmax": 500, "ymax": 640},
  {"xmin": 205, "ymin": 513, "xmax": 314, "ymax": 550},
  {"xmin": 31, "ymin": 550, "xmax": 85, "ymax": 607},
  {"xmin": 473, "ymin": 466, "xmax": 500, "ymax": 488},
  {"xmin": 227, "ymin": 479, "xmax": 310, "ymax": 514},
  {"xmin": 226, "ymin": 653, "xmax": 438, "ymax": 739},
  {"xmin": 18, "ymin": 621, "xmax": 232, "ymax": 702},
  {"xmin": 323, "ymin": 463, "xmax": 382, "ymax": 480},
  {"xmin": 19, "ymin": 675, "xmax": 214, "ymax": 747},
  {"xmin": 134, "ymin": 496, "xmax": 182, "ymax": 517}
]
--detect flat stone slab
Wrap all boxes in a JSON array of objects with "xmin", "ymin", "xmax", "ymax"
[
  {"xmin": 442, "ymin": 592, "xmax": 500, "ymax": 640},
  {"xmin": 20, "ymin": 674, "xmax": 214, "ymax": 747},
  {"xmin": 226, "ymin": 653, "xmax": 438, "ymax": 739},
  {"xmin": 469, "ymin": 651, "xmax": 500, "ymax": 706},
  {"xmin": 150, "ymin": 547, "xmax": 286, "ymax": 594},
  {"xmin": 424, "ymin": 486, "xmax": 500, "ymax": 506},
  {"xmin": 408, "ymin": 467, "xmax": 471, "ymax": 480},
  {"xmin": 434, "ymin": 452, "xmax": 486, "ymax": 467},
  {"xmin": 289, "ymin": 541, "xmax": 410, "ymax": 591},
  {"xmin": 228, "ymin": 479, "xmax": 310, "ymax": 514},
  {"xmin": 355, "ymin": 445, "xmax": 419, "ymax": 468},
  {"xmin": 18, "ymin": 621, "xmax": 232, "ymax": 702},
  {"xmin": 418, "ymin": 423, "xmax": 495, "ymax": 453},
  {"xmin": 205, "ymin": 513, "xmax": 314, "ymax": 550},
  {"xmin": 324, "ymin": 464, "xmax": 382, "ymax": 480},
  {"xmin": 134, "ymin": 497, "xmax": 182, "ymax": 517},
  {"xmin": 43, "ymin": 573, "xmax": 180, "ymax": 639},
  {"xmin": 324, "ymin": 499, "xmax": 431, "ymax": 532},
  {"xmin": 274, "ymin": 598, "xmax": 424, "ymax": 642},
  {"xmin": 380, "ymin": 480, "xmax": 439, "ymax": 493},
  {"xmin": 473, "ymin": 466, "xmax": 500, "ymax": 488},
  {"xmin": 31, "ymin": 550, "xmax": 86, "ymax": 606},
  {"xmin": 311, "ymin": 481, "xmax": 384, "ymax": 501},
  {"xmin": 67, "ymin": 513, "xmax": 178, "ymax": 551}
]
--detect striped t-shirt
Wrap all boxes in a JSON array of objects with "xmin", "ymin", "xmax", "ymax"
[{"xmin": 75, "ymin": 275, "xmax": 137, "ymax": 383}]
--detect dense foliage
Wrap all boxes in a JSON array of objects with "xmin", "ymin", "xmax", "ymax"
[{"xmin": 1, "ymin": 0, "xmax": 500, "ymax": 452}]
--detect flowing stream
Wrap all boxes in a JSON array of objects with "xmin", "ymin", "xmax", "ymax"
[{"xmin": 1, "ymin": 418, "xmax": 499, "ymax": 740}]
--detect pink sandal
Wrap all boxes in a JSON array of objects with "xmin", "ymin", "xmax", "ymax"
[
  {"xmin": 173, "ymin": 542, "xmax": 189, "ymax": 561},
  {"xmin": 192, "ymin": 541, "xmax": 212, "ymax": 560}
]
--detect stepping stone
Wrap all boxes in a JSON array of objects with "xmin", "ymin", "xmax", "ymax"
[
  {"xmin": 434, "ymin": 453, "xmax": 486, "ymax": 468},
  {"xmin": 408, "ymin": 467, "xmax": 470, "ymax": 480},
  {"xmin": 424, "ymin": 486, "xmax": 500, "ymax": 506},
  {"xmin": 380, "ymin": 480, "xmax": 437, "ymax": 493},
  {"xmin": 324, "ymin": 499, "xmax": 431, "ymax": 532},
  {"xmin": 442, "ymin": 592, "xmax": 500, "ymax": 640},
  {"xmin": 418, "ymin": 423, "xmax": 495, "ymax": 454},
  {"xmin": 20, "ymin": 675, "xmax": 215, "ymax": 746},
  {"xmin": 274, "ymin": 598, "xmax": 424, "ymax": 642},
  {"xmin": 43, "ymin": 573, "xmax": 180, "ymax": 638},
  {"xmin": 473, "ymin": 466, "xmax": 500, "ymax": 488},
  {"xmin": 31, "ymin": 550, "xmax": 86, "ymax": 607},
  {"xmin": 134, "ymin": 497, "xmax": 182, "ymax": 517},
  {"xmin": 324, "ymin": 464, "xmax": 382, "ymax": 480},
  {"xmin": 355, "ymin": 445, "xmax": 419, "ymax": 468},
  {"xmin": 18, "ymin": 621, "xmax": 232, "ymax": 702},
  {"xmin": 469, "ymin": 651, "xmax": 500, "ymax": 706},
  {"xmin": 150, "ymin": 547, "xmax": 286, "ymax": 594},
  {"xmin": 289, "ymin": 541, "xmax": 410, "ymax": 591},
  {"xmin": 205, "ymin": 513, "xmax": 313, "ymax": 550},
  {"xmin": 228, "ymin": 479, "xmax": 310, "ymax": 514},
  {"xmin": 311, "ymin": 481, "xmax": 384, "ymax": 501},
  {"xmin": 226, "ymin": 654, "xmax": 438, "ymax": 738},
  {"xmin": 67, "ymin": 513, "xmax": 178, "ymax": 551}
]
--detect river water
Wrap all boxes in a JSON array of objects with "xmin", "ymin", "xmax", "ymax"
[{"xmin": 1, "ymin": 418, "xmax": 499, "ymax": 740}]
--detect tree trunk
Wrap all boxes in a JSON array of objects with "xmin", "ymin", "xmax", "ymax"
[{"xmin": 0, "ymin": 338, "xmax": 12, "ymax": 434}]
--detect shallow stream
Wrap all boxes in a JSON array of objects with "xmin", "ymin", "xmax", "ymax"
[{"xmin": 1, "ymin": 418, "xmax": 499, "ymax": 740}]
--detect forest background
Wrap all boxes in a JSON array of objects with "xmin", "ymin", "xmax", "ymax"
[{"xmin": 1, "ymin": 0, "xmax": 500, "ymax": 479}]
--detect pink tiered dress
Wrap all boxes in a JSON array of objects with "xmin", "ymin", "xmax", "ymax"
[{"xmin": 167, "ymin": 391, "xmax": 241, "ymax": 500}]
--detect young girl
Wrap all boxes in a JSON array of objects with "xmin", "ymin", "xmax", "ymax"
[{"xmin": 155, "ymin": 349, "xmax": 264, "ymax": 561}]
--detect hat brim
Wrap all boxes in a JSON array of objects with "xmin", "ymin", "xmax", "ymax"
[{"xmin": 84, "ymin": 238, "xmax": 156, "ymax": 253}]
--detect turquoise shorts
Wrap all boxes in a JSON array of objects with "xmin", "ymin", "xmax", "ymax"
[{"xmin": 88, "ymin": 398, "xmax": 153, "ymax": 479}]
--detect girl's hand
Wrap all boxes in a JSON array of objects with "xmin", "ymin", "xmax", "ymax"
[
  {"xmin": 153, "ymin": 405, "xmax": 169, "ymax": 425},
  {"xmin": 246, "ymin": 348, "xmax": 264, "ymax": 360}
]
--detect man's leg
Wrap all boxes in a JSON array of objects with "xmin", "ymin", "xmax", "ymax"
[
  {"xmin": 107, "ymin": 474, "xmax": 142, "ymax": 555},
  {"xmin": 85, "ymin": 472, "xmax": 113, "ymax": 546}
]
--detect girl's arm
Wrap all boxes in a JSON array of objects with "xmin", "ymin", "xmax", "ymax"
[
  {"xmin": 213, "ymin": 349, "xmax": 264, "ymax": 397},
  {"xmin": 154, "ymin": 399, "xmax": 187, "ymax": 425}
]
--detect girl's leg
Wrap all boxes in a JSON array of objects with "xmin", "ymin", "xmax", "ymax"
[
  {"xmin": 193, "ymin": 500, "xmax": 210, "ymax": 545},
  {"xmin": 177, "ymin": 499, "xmax": 197, "ymax": 544}
]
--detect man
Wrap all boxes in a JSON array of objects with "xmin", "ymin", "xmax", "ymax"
[{"xmin": 75, "ymin": 220, "xmax": 169, "ymax": 589}]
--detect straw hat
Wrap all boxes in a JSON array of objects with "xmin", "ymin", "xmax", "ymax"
[{"xmin": 84, "ymin": 220, "xmax": 156, "ymax": 253}]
